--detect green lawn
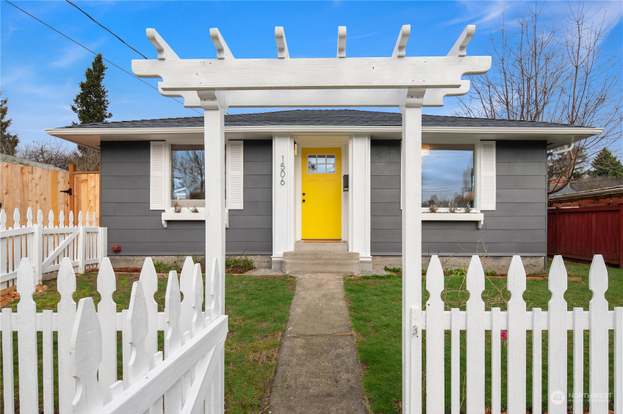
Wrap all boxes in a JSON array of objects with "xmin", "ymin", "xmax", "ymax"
[
  {"xmin": 344, "ymin": 260, "xmax": 623, "ymax": 414},
  {"xmin": 1, "ymin": 272, "xmax": 295, "ymax": 413}
]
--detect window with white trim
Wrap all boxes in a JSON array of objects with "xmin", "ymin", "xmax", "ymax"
[
  {"xmin": 149, "ymin": 140, "xmax": 244, "ymax": 212},
  {"xmin": 422, "ymin": 144, "xmax": 474, "ymax": 209}
]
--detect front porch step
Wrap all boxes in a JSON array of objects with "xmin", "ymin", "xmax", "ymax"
[
  {"xmin": 283, "ymin": 250, "xmax": 360, "ymax": 275},
  {"xmin": 294, "ymin": 240, "xmax": 348, "ymax": 253}
]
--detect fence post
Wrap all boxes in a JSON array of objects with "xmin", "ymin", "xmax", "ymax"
[
  {"xmin": 98, "ymin": 227, "xmax": 108, "ymax": 263},
  {"xmin": 77, "ymin": 211, "xmax": 86, "ymax": 273},
  {"xmin": 30, "ymin": 208, "xmax": 43, "ymax": 284},
  {"xmin": 0, "ymin": 209, "xmax": 6, "ymax": 283},
  {"xmin": 32, "ymin": 222, "xmax": 42, "ymax": 284}
]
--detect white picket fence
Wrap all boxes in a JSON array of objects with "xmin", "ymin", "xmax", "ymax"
[
  {"xmin": 0, "ymin": 254, "xmax": 227, "ymax": 414},
  {"xmin": 0, "ymin": 207, "xmax": 106, "ymax": 288},
  {"xmin": 416, "ymin": 254, "xmax": 623, "ymax": 414}
]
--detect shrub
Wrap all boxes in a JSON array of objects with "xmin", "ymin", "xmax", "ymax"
[
  {"xmin": 447, "ymin": 268, "xmax": 466, "ymax": 278},
  {"xmin": 225, "ymin": 257, "xmax": 255, "ymax": 274},
  {"xmin": 384, "ymin": 265, "xmax": 402, "ymax": 275},
  {"xmin": 153, "ymin": 260, "xmax": 181, "ymax": 273}
]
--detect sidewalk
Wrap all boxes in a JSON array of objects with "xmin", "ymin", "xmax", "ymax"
[{"xmin": 269, "ymin": 273, "xmax": 368, "ymax": 414}]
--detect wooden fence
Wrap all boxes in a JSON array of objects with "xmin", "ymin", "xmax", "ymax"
[
  {"xmin": 548, "ymin": 204, "xmax": 623, "ymax": 267},
  {"xmin": 0, "ymin": 207, "xmax": 106, "ymax": 288},
  {"xmin": 0, "ymin": 156, "xmax": 100, "ymax": 227},
  {"xmin": 0, "ymin": 255, "xmax": 227, "ymax": 414}
]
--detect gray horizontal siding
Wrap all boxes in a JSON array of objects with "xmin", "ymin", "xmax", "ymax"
[
  {"xmin": 370, "ymin": 140, "xmax": 547, "ymax": 256},
  {"xmin": 101, "ymin": 140, "xmax": 272, "ymax": 256}
]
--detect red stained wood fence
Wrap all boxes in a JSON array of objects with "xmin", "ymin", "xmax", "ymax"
[{"xmin": 548, "ymin": 204, "xmax": 623, "ymax": 267}]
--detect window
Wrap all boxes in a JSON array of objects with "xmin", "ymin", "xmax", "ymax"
[
  {"xmin": 307, "ymin": 154, "xmax": 336, "ymax": 174},
  {"xmin": 171, "ymin": 145, "xmax": 204, "ymax": 206},
  {"xmin": 422, "ymin": 144, "xmax": 474, "ymax": 208}
]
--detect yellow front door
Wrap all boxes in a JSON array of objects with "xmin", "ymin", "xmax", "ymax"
[{"xmin": 302, "ymin": 148, "xmax": 342, "ymax": 240}]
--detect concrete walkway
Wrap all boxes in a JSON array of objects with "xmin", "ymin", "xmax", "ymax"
[{"xmin": 269, "ymin": 274, "xmax": 368, "ymax": 414}]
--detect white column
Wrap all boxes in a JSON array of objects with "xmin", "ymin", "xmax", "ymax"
[
  {"xmin": 348, "ymin": 135, "xmax": 371, "ymax": 268},
  {"xmin": 402, "ymin": 89, "xmax": 425, "ymax": 414},
  {"xmin": 272, "ymin": 136, "xmax": 296, "ymax": 267},
  {"xmin": 203, "ymin": 103, "xmax": 226, "ymax": 315}
]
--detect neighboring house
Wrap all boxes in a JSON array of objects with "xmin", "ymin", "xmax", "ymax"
[
  {"xmin": 47, "ymin": 109, "xmax": 600, "ymax": 273},
  {"xmin": 549, "ymin": 177, "xmax": 623, "ymax": 208}
]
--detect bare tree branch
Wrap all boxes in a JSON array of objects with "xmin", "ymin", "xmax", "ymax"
[{"xmin": 459, "ymin": 4, "xmax": 621, "ymax": 194}]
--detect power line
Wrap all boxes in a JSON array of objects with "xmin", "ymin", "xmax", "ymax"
[
  {"xmin": 63, "ymin": 0, "xmax": 148, "ymax": 59},
  {"xmin": 4, "ymin": 0, "xmax": 197, "ymax": 113}
]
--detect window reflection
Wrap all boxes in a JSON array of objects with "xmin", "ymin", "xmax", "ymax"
[
  {"xmin": 171, "ymin": 145, "xmax": 205, "ymax": 204},
  {"xmin": 307, "ymin": 155, "xmax": 336, "ymax": 174},
  {"xmin": 422, "ymin": 145, "xmax": 474, "ymax": 208}
]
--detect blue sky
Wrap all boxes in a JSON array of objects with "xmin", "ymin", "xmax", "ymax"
[{"xmin": 1, "ymin": 0, "xmax": 622, "ymax": 154}]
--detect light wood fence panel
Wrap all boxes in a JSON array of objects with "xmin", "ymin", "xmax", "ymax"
[{"xmin": 0, "ymin": 157, "xmax": 100, "ymax": 228}]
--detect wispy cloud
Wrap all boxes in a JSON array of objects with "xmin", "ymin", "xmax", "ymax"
[
  {"xmin": 445, "ymin": 0, "xmax": 623, "ymax": 40},
  {"xmin": 442, "ymin": 0, "xmax": 514, "ymax": 28},
  {"xmin": 50, "ymin": 45, "xmax": 91, "ymax": 69},
  {"xmin": 50, "ymin": 38, "xmax": 106, "ymax": 69}
]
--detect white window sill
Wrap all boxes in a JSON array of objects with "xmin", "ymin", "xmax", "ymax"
[
  {"xmin": 422, "ymin": 212, "xmax": 484, "ymax": 228},
  {"xmin": 161, "ymin": 208, "xmax": 229, "ymax": 228}
]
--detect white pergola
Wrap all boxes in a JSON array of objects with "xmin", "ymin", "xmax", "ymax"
[{"xmin": 132, "ymin": 24, "xmax": 491, "ymax": 413}]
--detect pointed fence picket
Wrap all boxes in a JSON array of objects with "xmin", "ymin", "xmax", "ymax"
[
  {"xmin": 507, "ymin": 255, "xmax": 527, "ymax": 414},
  {"xmin": 466, "ymin": 255, "xmax": 485, "ymax": 414},
  {"xmin": 0, "ymin": 207, "xmax": 106, "ymax": 288},
  {"xmin": 0, "ymin": 255, "xmax": 228, "ymax": 414},
  {"xmin": 413, "ymin": 253, "xmax": 622, "ymax": 414}
]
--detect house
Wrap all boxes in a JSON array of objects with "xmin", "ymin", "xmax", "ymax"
[
  {"xmin": 549, "ymin": 176, "xmax": 623, "ymax": 208},
  {"xmin": 47, "ymin": 109, "xmax": 601, "ymax": 274}
]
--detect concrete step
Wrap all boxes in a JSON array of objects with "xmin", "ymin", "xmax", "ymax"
[
  {"xmin": 294, "ymin": 240, "xmax": 348, "ymax": 253},
  {"xmin": 284, "ymin": 251, "xmax": 359, "ymax": 261},
  {"xmin": 283, "ymin": 250, "xmax": 360, "ymax": 275}
]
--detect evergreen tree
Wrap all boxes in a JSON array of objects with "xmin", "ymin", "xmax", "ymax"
[
  {"xmin": 0, "ymin": 96, "xmax": 19, "ymax": 156},
  {"xmin": 71, "ymin": 54, "xmax": 111, "ymax": 170},
  {"xmin": 590, "ymin": 148, "xmax": 623, "ymax": 178}
]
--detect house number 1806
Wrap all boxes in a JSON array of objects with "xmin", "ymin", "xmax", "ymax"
[{"xmin": 280, "ymin": 155, "xmax": 286, "ymax": 186}]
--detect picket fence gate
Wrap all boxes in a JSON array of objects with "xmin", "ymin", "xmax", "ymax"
[
  {"xmin": 0, "ymin": 207, "xmax": 106, "ymax": 288},
  {"xmin": 0, "ymin": 255, "xmax": 227, "ymax": 414},
  {"xmin": 415, "ymin": 254, "xmax": 623, "ymax": 414}
]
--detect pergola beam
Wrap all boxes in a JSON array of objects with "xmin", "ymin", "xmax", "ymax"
[
  {"xmin": 135, "ymin": 56, "xmax": 489, "ymax": 91},
  {"xmin": 275, "ymin": 26, "xmax": 289, "ymax": 59},
  {"xmin": 337, "ymin": 26, "xmax": 346, "ymax": 58},
  {"xmin": 146, "ymin": 28, "xmax": 178, "ymax": 60},
  {"xmin": 392, "ymin": 24, "xmax": 410, "ymax": 58},
  {"xmin": 448, "ymin": 24, "xmax": 475, "ymax": 57},
  {"xmin": 160, "ymin": 85, "xmax": 471, "ymax": 108},
  {"xmin": 209, "ymin": 28, "xmax": 234, "ymax": 60}
]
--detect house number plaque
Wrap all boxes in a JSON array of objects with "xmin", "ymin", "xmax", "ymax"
[{"xmin": 280, "ymin": 155, "xmax": 286, "ymax": 186}]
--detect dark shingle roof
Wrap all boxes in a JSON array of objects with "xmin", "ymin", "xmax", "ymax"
[{"xmin": 60, "ymin": 109, "xmax": 587, "ymax": 129}]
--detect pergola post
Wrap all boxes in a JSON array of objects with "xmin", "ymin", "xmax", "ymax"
[
  {"xmin": 202, "ymin": 99, "xmax": 226, "ymax": 315},
  {"xmin": 202, "ymin": 99, "xmax": 226, "ymax": 414},
  {"xmin": 401, "ymin": 89, "xmax": 425, "ymax": 414}
]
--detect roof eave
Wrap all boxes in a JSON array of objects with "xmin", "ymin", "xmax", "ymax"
[{"xmin": 46, "ymin": 125, "xmax": 603, "ymax": 136}]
